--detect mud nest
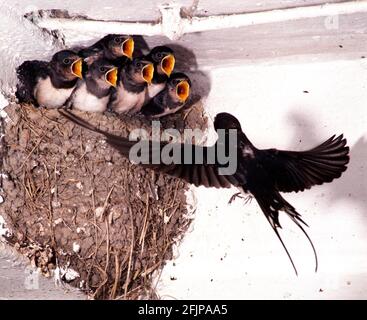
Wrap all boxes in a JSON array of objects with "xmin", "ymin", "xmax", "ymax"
[{"xmin": 0, "ymin": 102, "xmax": 207, "ymax": 299}]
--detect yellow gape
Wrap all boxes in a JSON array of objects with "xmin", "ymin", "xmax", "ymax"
[
  {"xmin": 71, "ymin": 59, "xmax": 83, "ymax": 79},
  {"xmin": 142, "ymin": 63, "xmax": 154, "ymax": 84},
  {"xmin": 176, "ymin": 80, "xmax": 190, "ymax": 102},
  {"xmin": 161, "ymin": 54, "xmax": 175, "ymax": 77},
  {"xmin": 105, "ymin": 67, "xmax": 118, "ymax": 87},
  {"xmin": 122, "ymin": 38, "xmax": 134, "ymax": 59}
]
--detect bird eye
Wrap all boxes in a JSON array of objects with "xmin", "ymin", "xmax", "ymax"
[
  {"xmin": 114, "ymin": 37, "xmax": 122, "ymax": 43},
  {"xmin": 100, "ymin": 66, "xmax": 106, "ymax": 73},
  {"xmin": 63, "ymin": 58, "xmax": 70, "ymax": 64},
  {"xmin": 157, "ymin": 53, "xmax": 162, "ymax": 58},
  {"xmin": 136, "ymin": 62, "xmax": 142, "ymax": 68}
]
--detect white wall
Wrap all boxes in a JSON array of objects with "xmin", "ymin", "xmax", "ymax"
[
  {"xmin": 4, "ymin": 0, "xmax": 344, "ymax": 21},
  {"xmin": 156, "ymin": 58, "xmax": 367, "ymax": 299}
]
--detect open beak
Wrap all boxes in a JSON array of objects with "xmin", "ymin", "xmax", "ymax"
[
  {"xmin": 71, "ymin": 58, "xmax": 83, "ymax": 79},
  {"xmin": 122, "ymin": 37, "xmax": 134, "ymax": 60},
  {"xmin": 142, "ymin": 63, "xmax": 154, "ymax": 84},
  {"xmin": 176, "ymin": 80, "xmax": 190, "ymax": 102},
  {"xmin": 161, "ymin": 54, "xmax": 175, "ymax": 77},
  {"xmin": 105, "ymin": 67, "xmax": 118, "ymax": 87}
]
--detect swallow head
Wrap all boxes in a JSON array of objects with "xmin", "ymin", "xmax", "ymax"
[
  {"xmin": 108, "ymin": 34, "xmax": 135, "ymax": 59},
  {"xmin": 214, "ymin": 113, "xmax": 242, "ymax": 131},
  {"xmin": 128, "ymin": 57, "xmax": 154, "ymax": 84},
  {"xmin": 51, "ymin": 50, "xmax": 83, "ymax": 80},
  {"xmin": 88, "ymin": 59, "xmax": 118, "ymax": 88},
  {"xmin": 148, "ymin": 46, "xmax": 175, "ymax": 77},
  {"xmin": 168, "ymin": 73, "xmax": 191, "ymax": 103}
]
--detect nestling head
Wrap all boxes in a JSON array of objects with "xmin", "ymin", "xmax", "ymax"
[
  {"xmin": 51, "ymin": 50, "xmax": 83, "ymax": 80},
  {"xmin": 105, "ymin": 34, "xmax": 134, "ymax": 59},
  {"xmin": 88, "ymin": 59, "xmax": 118, "ymax": 88},
  {"xmin": 148, "ymin": 46, "xmax": 175, "ymax": 77},
  {"xmin": 167, "ymin": 72, "xmax": 191, "ymax": 103},
  {"xmin": 127, "ymin": 57, "xmax": 154, "ymax": 84},
  {"xmin": 214, "ymin": 113, "xmax": 242, "ymax": 131}
]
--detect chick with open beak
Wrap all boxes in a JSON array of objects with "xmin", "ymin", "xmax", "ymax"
[
  {"xmin": 146, "ymin": 46, "xmax": 176, "ymax": 98},
  {"xmin": 16, "ymin": 50, "xmax": 83, "ymax": 108},
  {"xmin": 78, "ymin": 34, "xmax": 135, "ymax": 66},
  {"xmin": 121, "ymin": 37, "xmax": 134, "ymax": 60},
  {"xmin": 66, "ymin": 59, "xmax": 117, "ymax": 113},
  {"xmin": 71, "ymin": 58, "xmax": 83, "ymax": 79},
  {"xmin": 109, "ymin": 57, "xmax": 155, "ymax": 115},
  {"xmin": 141, "ymin": 72, "xmax": 192, "ymax": 118}
]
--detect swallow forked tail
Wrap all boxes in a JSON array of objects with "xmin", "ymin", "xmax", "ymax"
[
  {"xmin": 59, "ymin": 109, "xmax": 103, "ymax": 133},
  {"xmin": 254, "ymin": 190, "xmax": 318, "ymax": 276},
  {"xmin": 58, "ymin": 109, "xmax": 134, "ymax": 155}
]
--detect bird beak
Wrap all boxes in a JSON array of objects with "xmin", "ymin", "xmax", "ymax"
[
  {"xmin": 105, "ymin": 67, "xmax": 118, "ymax": 87},
  {"xmin": 71, "ymin": 58, "xmax": 83, "ymax": 79},
  {"xmin": 122, "ymin": 37, "xmax": 134, "ymax": 60},
  {"xmin": 161, "ymin": 54, "xmax": 175, "ymax": 77},
  {"xmin": 176, "ymin": 80, "xmax": 190, "ymax": 102},
  {"xmin": 142, "ymin": 63, "xmax": 154, "ymax": 84}
]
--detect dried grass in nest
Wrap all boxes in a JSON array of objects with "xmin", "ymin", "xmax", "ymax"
[{"xmin": 0, "ymin": 102, "xmax": 207, "ymax": 299}]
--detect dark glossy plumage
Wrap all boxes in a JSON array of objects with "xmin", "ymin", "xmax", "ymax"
[
  {"xmin": 59, "ymin": 110, "xmax": 350, "ymax": 274},
  {"xmin": 16, "ymin": 60, "xmax": 49, "ymax": 105}
]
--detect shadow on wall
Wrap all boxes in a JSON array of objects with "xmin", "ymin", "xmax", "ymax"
[
  {"xmin": 287, "ymin": 111, "xmax": 319, "ymax": 146},
  {"xmin": 327, "ymin": 136, "xmax": 367, "ymax": 213},
  {"xmin": 133, "ymin": 35, "xmax": 151, "ymax": 56},
  {"xmin": 287, "ymin": 111, "xmax": 367, "ymax": 217}
]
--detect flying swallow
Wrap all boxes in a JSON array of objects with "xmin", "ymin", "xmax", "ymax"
[
  {"xmin": 58, "ymin": 110, "xmax": 349, "ymax": 274},
  {"xmin": 78, "ymin": 34, "xmax": 134, "ymax": 66},
  {"xmin": 109, "ymin": 57, "xmax": 154, "ymax": 115},
  {"xmin": 145, "ymin": 46, "xmax": 176, "ymax": 98},
  {"xmin": 16, "ymin": 50, "xmax": 83, "ymax": 108},
  {"xmin": 66, "ymin": 59, "xmax": 117, "ymax": 113},
  {"xmin": 141, "ymin": 72, "xmax": 191, "ymax": 118}
]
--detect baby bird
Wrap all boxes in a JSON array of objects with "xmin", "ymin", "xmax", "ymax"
[
  {"xmin": 16, "ymin": 50, "xmax": 83, "ymax": 108},
  {"xmin": 141, "ymin": 72, "xmax": 191, "ymax": 118},
  {"xmin": 146, "ymin": 46, "xmax": 176, "ymax": 98},
  {"xmin": 109, "ymin": 57, "xmax": 154, "ymax": 115},
  {"xmin": 66, "ymin": 59, "xmax": 117, "ymax": 113},
  {"xmin": 78, "ymin": 34, "xmax": 134, "ymax": 66}
]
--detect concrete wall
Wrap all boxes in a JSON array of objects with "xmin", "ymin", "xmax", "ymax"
[{"xmin": 157, "ymin": 58, "xmax": 367, "ymax": 299}]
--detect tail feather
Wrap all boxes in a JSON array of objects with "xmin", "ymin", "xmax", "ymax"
[
  {"xmin": 58, "ymin": 109, "xmax": 134, "ymax": 156},
  {"xmin": 254, "ymin": 190, "xmax": 318, "ymax": 275}
]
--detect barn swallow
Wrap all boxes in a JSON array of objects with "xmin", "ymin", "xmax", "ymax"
[
  {"xmin": 141, "ymin": 72, "xmax": 191, "ymax": 118},
  {"xmin": 58, "ymin": 110, "xmax": 349, "ymax": 275},
  {"xmin": 109, "ymin": 57, "xmax": 154, "ymax": 114},
  {"xmin": 66, "ymin": 59, "xmax": 117, "ymax": 113},
  {"xmin": 145, "ymin": 46, "xmax": 176, "ymax": 98},
  {"xmin": 16, "ymin": 50, "xmax": 83, "ymax": 108},
  {"xmin": 78, "ymin": 34, "xmax": 134, "ymax": 66}
]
